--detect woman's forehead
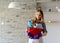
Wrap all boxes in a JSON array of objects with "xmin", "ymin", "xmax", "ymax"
[{"xmin": 35, "ymin": 12, "xmax": 41, "ymax": 15}]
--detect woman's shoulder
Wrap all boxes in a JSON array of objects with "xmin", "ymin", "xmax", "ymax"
[
  {"xmin": 42, "ymin": 22, "xmax": 46, "ymax": 25},
  {"xmin": 28, "ymin": 19, "xmax": 34, "ymax": 22},
  {"xmin": 27, "ymin": 19, "xmax": 33, "ymax": 27}
]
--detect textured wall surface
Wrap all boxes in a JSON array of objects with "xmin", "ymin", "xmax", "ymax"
[
  {"xmin": 0, "ymin": 0, "xmax": 60, "ymax": 43},
  {"xmin": 0, "ymin": 9, "xmax": 60, "ymax": 43}
]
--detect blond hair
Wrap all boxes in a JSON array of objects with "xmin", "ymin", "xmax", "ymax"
[{"xmin": 32, "ymin": 8, "xmax": 44, "ymax": 24}]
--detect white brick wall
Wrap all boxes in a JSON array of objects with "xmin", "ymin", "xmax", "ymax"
[
  {"xmin": 0, "ymin": 0, "xmax": 60, "ymax": 43},
  {"xmin": 0, "ymin": 9, "xmax": 60, "ymax": 43}
]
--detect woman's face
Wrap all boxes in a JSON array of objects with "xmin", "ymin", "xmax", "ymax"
[{"xmin": 35, "ymin": 12, "xmax": 42, "ymax": 20}]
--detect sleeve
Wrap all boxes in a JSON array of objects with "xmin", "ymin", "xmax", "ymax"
[
  {"xmin": 42, "ymin": 23, "xmax": 47, "ymax": 33},
  {"xmin": 27, "ymin": 21, "xmax": 32, "ymax": 27},
  {"xmin": 26, "ymin": 20, "xmax": 32, "ymax": 33}
]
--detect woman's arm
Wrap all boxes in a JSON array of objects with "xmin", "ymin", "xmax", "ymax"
[
  {"xmin": 27, "ymin": 21, "xmax": 32, "ymax": 27},
  {"xmin": 42, "ymin": 23, "xmax": 47, "ymax": 36}
]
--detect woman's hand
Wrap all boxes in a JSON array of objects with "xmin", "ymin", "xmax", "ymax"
[{"xmin": 42, "ymin": 32, "xmax": 47, "ymax": 36}]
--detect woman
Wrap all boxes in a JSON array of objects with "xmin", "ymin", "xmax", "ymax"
[{"xmin": 26, "ymin": 8, "xmax": 47, "ymax": 43}]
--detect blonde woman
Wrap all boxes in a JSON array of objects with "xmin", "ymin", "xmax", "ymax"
[{"xmin": 26, "ymin": 8, "xmax": 47, "ymax": 43}]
